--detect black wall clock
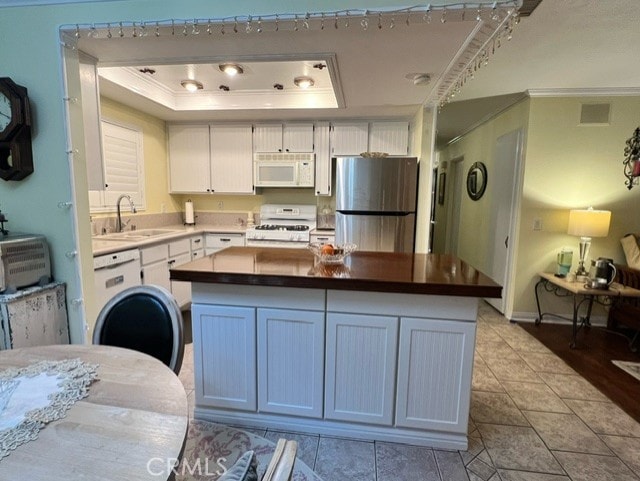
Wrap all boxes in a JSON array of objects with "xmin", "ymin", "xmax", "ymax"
[{"xmin": 0, "ymin": 77, "xmax": 34, "ymax": 181}]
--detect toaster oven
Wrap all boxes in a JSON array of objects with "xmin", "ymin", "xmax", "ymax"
[{"xmin": 0, "ymin": 233, "xmax": 51, "ymax": 292}]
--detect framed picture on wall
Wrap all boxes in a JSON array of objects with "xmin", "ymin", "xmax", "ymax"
[{"xmin": 438, "ymin": 172, "xmax": 446, "ymax": 205}]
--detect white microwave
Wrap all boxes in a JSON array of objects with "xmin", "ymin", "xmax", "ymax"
[{"xmin": 253, "ymin": 153, "xmax": 315, "ymax": 188}]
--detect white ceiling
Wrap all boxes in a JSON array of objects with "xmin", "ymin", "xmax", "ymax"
[{"xmin": 75, "ymin": 1, "xmax": 640, "ymax": 140}]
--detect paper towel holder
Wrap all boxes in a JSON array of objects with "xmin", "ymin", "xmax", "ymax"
[{"xmin": 184, "ymin": 199, "xmax": 196, "ymax": 226}]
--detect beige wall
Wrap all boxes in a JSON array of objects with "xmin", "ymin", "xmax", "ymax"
[{"xmin": 513, "ymin": 95, "xmax": 640, "ymax": 317}]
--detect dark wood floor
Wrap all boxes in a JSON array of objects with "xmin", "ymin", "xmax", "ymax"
[{"xmin": 519, "ymin": 320, "xmax": 640, "ymax": 422}]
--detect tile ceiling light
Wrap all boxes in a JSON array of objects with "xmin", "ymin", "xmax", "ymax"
[
  {"xmin": 293, "ymin": 76, "xmax": 314, "ymax": 89},
  {"xmin": 219, "ymin": 63, "xmax": 244, "ymax": 76},
  {"xmin": 180, "ymin": 79, "xmax": 203, "ymax": 92}
]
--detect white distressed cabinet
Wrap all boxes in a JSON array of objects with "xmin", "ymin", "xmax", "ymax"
[
  {"xmin": 369, "ymin": 121, "xmax": 409, "ymax": 155},
  {"xmin": 257, "ymin": 308, "xmax": 324, "ymax": 418},
  {"xmin": 193, "ymin": 304, "xmax": 256, "ymax": 411},
  {"xmin": 331, "ymin": 122, "xmax": 369, "ymax": 156},
  {"xmin": 395, "ymin": 317, "xmax": 476, "ymax": 433},
  {"xmin": 253, "ymin": 123, "xmax": 314, "ymax": 152},
  {"xmin": 325, "ymin": 313, "xmax": 398, "ymax": 425}
]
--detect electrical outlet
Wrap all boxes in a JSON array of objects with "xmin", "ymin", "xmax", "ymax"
[
  {"xmin": 533, "ymin": 218, "xmax": 542, "ymax": 231},
  {"xmin": 217, "ymin": 201, "xmax": 224, "ymax": 210}
]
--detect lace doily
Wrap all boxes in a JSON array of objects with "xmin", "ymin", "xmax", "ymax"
[{"xmin": 0, "ymin": 358, "xmax": 99, "ymax": 459}]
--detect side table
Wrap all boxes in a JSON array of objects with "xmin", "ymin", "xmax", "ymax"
[{"xmin": 534, "ymin": 272, "xmax": 640, "ymax": 348}]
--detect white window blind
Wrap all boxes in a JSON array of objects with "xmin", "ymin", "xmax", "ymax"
[{"xmin": 98, "ymin": 119, "xmax": 145, "ymax": 209}]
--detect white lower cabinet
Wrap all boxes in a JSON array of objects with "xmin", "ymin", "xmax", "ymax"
[
  {"xmin": 140, "ymin": 244, "xmax": 171, "ymax": 291},
  {"xmin": 395, "ymin": 317, "xmax": 476, "ymax": 433},
  {"xmin": 325, "ymin": 313, "xmax": 398, "ymax": 425},
  {"xmin": 257, "ymin": 308, "xmax": 324, "ymax": 418},
  {"xmin": 140, "ymin": 238, "xmax": 194, "ymax": 308},
  {"xmin": 193, "ymin": 304, "xmax": 256, "ymax": 411},
  {"xmin": 204, "ymin": 233, "xmax": 245, "ymax": 255}
]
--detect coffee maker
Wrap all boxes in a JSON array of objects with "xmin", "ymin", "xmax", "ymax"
[{"xmin": 587, "ymin": 257, "xmax": 616, "ymax": 289}]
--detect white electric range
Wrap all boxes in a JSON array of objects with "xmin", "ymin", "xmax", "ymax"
[{"xmin": 245, "ymin": 204, "xmax": 316, "ymax": 249}]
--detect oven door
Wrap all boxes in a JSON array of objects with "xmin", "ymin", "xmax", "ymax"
[{"xmin": 254, "ymin": 161, "xmax": 298, "ymax": 187}]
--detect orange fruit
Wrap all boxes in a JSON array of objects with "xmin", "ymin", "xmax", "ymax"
[{"xmin": 321, "ymin": 244, "xmax": 334, "ymax": 255}]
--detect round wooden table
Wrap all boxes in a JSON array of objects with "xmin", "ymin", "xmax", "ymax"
[{"xmin": 0, "ymin": 344, "xmax": 189, "ymax": 480}]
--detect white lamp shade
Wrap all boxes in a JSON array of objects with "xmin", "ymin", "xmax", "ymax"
[{"xmin": 567, "ymin": 209, "xmax": 611, "ymax": 238}]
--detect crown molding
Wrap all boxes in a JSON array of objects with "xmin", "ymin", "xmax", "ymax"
[{"xmin": 527, "ymin": 88, "xmax": 640, "ymax": 98}]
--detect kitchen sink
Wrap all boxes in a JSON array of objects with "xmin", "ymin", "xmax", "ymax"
[{"xmin": 95, "ymin": 228, "xmax": 181, "ymax": 242}]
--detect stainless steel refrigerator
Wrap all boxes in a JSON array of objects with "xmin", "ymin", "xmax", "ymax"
[{"xmin": 335, "ymin": 156, "xmax": 419, "ymax": 252}]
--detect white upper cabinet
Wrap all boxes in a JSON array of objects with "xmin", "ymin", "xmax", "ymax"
[
  {"xmin": 168, "ymin": 124, "xmax": 254, "ymax": 194},
  {"xmin": 369, "ymin": 121, "xmax": 409, "ymax": 156},
  {"xmin": 314, "ymin": 121, "xmax": 331, "ymax": 196},
  {"xmin": 210, "ymin": 124, "xmax": 254, "ymax": 194},
  {"xmin": 330, "ymin": 122, "xmax": 368, "ymax": 156},
  {"xmin": 254, "ymin": 123, "xmax": 314, "ymax": 152},
  {"xmin": 168, "ymin": 125, "xmax": 211, "ymax": 193}
]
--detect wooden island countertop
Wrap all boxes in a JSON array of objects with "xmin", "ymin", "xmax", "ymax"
[{"xmin": 170, "ymin": 246, "xmax": 501, "ymax": 298}]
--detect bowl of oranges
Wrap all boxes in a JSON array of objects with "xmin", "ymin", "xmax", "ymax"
[{"xmin": 308, "ymin": 242, "xmax": 357, "ymax": 264}]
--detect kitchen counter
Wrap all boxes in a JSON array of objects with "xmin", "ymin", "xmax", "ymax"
[
  {"xmin": 177, "ymin": 246, "xmax": 500, "ymax": 450},
  {"xmin": 170, "ymin": 246, "xmax": 501, "ymax": 298},
  {"xmin": 91, "ymin": 224, "xmax": 247, "ymax": 256}
]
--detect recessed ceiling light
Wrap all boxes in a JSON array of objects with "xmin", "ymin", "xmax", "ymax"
[
  {"xmin": 294, "ymin": 76, "xmax": 315, "ymax": 89},
  {"xmin": 180, "ymin": 79, "xmax": 203, "ymax": 92},
  {"xmin": 219, "ymin": 63, "xmax": 244, "ymax": 76}
]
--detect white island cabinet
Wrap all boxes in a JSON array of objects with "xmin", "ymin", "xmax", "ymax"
[{"xmin": 190, "ymin": 283, "xmax": 478, "ymax": 449}]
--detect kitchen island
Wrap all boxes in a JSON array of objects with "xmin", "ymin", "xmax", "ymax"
[{"xmin": 171, "ymin": 247, "xmax": 501, "ymax": 449}]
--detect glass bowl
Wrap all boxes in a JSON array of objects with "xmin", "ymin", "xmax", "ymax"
[{"xmin": 308, "ymin": 242, "xmax": 357, "ymax": 264}]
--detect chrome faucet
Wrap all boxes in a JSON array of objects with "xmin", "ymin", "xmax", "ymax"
[{"xmin": 116, "ymin": 194, "xmax": 137, "ymax": 232}]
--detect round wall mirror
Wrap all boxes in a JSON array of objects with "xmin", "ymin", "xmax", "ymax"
[{"xmin": 466, "ymin": 162, "xmax": 488, "ymax": 201}]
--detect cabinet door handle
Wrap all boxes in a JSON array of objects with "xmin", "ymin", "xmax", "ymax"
[
  {"xmin": 220, "ymin": 238, "xmax": 231, "ymax": 242},
  {"xmin": 193, "ymin": 239, "xmax": 201, "ymax": 244}
]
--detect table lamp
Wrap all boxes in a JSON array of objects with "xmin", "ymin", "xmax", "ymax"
[{"xmin": 567, "ymin": 207, "xmax": 611, "ymax": 278}]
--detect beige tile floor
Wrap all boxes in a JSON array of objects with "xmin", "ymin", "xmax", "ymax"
[{"xmin": 178, "ymin": 302, "xmax": 640, "ymax": 481}]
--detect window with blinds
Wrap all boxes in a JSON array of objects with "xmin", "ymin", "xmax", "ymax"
[{"xmin": 90, "ymin": 119, "xmax": 145, "ymax": 212}]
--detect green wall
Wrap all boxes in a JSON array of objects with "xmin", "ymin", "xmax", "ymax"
[{"xmin": 0, "ymin": 0, "xmax": 414, "ymax": 343}]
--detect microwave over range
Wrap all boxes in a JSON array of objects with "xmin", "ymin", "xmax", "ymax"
[{"xmin": 253, "ymin": 152, "xmax": 315, "ymax": 188}]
